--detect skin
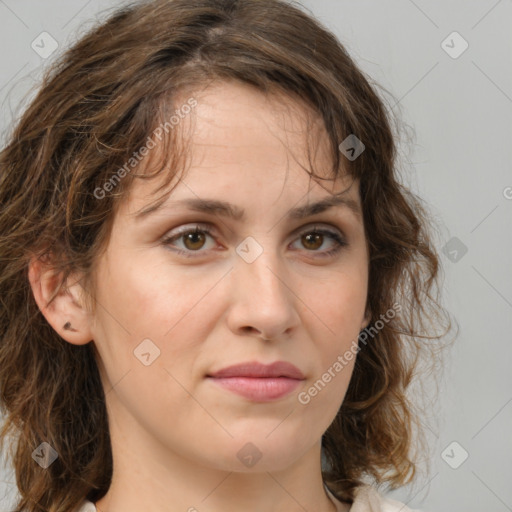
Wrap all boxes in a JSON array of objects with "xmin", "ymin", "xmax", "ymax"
[{"xmin": 29, "ymin": 80, "xmax": 369, "ymax": 512}]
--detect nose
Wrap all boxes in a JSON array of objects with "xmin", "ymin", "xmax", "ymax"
[{"xmin": 226, "ymin": 242, "xmax": 301, "ymax": 342}]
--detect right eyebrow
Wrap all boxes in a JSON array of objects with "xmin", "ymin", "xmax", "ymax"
[{"xmin": 134, "ymin": 194, "xmax": 362, "ymax": 222}]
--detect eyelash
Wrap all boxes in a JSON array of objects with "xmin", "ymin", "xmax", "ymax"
[{"xmin": 161, "ymin": 223, "xmax": 348, "ymax": 259}]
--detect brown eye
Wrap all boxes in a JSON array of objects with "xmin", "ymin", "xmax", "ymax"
[
  {"xmin": 290, "ymin": 226, "xmax": 348, "ymax": 258},
  {"xmin": 162, "ymin": 225, "xmax": 216, "ymax": 257},
  {"xmin": 162, "ymin": 223, "xmax": 347, "ymax": 259},
  {"xmin": 182, "ymin": 230, "xmax": 207, "ymax": 251},
  {"xmin": 301, "ymin": 232, "xmax": 324, "ymax": 251}
]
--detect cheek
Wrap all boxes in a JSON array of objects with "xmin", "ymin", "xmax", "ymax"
[
  {"xmin": 91, "ymin": 251, "xmax": 226, "ymax": 386},
  {"xmin": 297, "ymin": 279, "xmax": 363, "ymax": 417},
  {"xmin": 303, "ymin": 270, "xmax": 367, "ymax": 395},
  {"xmin": 95, "ymin": 248, "xmax": 223, "ymax": 337},
  {"xmin": 307, "ymin": 269, "xmax": 367, "ymax": 332}
]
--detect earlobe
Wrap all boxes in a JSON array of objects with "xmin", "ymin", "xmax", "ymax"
[
  {"xmin": 63, "ymin": 321, "xmax": 78, "ymax": 332},
  {"xmin": 28, "ymin": 256, "xmax": 93, "ymax": 345}
]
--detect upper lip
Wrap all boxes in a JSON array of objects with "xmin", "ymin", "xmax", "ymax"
[{"xmin": 207, "ymin": 361, "xmax": 305, "ymax": 379}]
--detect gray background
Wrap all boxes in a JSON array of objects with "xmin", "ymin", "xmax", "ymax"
[{"xmin": 0, "ymin": 1, "xmax": 511, "ymax": 511}]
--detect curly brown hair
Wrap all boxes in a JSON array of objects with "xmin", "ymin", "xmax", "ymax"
[{"xmin": 0, "ymin": 0, "xmax": 452, "ymax": 511}]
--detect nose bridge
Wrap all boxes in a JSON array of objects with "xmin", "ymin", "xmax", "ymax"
[
  {"xmin": 236, "ymin": 234, "xmax": 289, "ymax": 302},
  {"xmin": 229, "ymin": 233, "xmax": 299, "ymax": 337}
]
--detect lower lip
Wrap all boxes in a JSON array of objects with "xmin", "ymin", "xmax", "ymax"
[{"xmin": 207, "ymin": 376, "xmax": 302, "ymax": 402}]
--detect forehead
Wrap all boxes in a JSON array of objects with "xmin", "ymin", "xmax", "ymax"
[
  {"xmin": 121, "ymin": 80, "xmax": 356, "ymax": 217},
  {"xmin": 174, "ymin": 79, "xmax": 334, "ymax": 170}
]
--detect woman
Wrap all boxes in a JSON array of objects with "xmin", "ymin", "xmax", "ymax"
[{"xmin": 0, "ymin": 1, "xmax": 450, "ymax": 511}]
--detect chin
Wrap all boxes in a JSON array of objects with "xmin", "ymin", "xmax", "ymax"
[{"xmin": 212, "ymin": 437, "xmax": 310, "ymax": 473}]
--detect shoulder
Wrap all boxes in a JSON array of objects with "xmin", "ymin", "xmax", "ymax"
[
  {"xmin": 78, "ymin": 489, "xmax": 421, "ymax": 512},
  {"xmin": 73, "ymin": 500, "xmax": 96, "ymax": 512},
  {"xmin": 351, "ymin": 484, "xmax": 421, "ymax": 512}
]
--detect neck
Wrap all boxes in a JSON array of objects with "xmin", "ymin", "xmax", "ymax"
[{"xmin": 94, "ymin": 406, "xmax": 341, "ymax": 512}]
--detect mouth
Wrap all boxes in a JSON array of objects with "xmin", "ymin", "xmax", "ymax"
[
  {"xmin": 206, "ymin": 376, "xmax": 303, "ymax": 402},
  {"xmin": 206, "ymin": 360, "xmax": 305, "ymax": 402}
]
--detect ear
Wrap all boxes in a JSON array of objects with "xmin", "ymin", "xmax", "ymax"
[
  {"xmin": 361, "ymin": 305, "xmax": 371, "ymax": 331},
  {"xmin": 28, "ymin": 255, "xmax": 93, "ymax": 345}
]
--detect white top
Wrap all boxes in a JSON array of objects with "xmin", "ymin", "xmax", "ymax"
[
  {"xmin": 325, "ymin": 484, "xmax": 420, "ymax": 511},
  {"xmin": 74, "ymin": 484, "xmax": 420, "ymax": 512}
]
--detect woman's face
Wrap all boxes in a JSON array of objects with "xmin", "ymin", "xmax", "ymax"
[{"xmin": 89, "ymin": 80, "xmax": 369, "ymax": 473}]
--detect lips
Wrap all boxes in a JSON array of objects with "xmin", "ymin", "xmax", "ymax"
[
  {"xmin": 206, "ymin": 361, "xmax": 305, "ymax": 402},
  {"xmin": 207, "ymin": 361, "xmax": 305, "ymax": 379}
]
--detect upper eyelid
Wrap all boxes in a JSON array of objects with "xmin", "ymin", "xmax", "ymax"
[
  {"xmin": 162, "ymin": 223, "xmax": 347, "ymax": 255},
  {"xmin": 165, "ymin": 221, "xmax": 345, "ymax": 239},
  {"xmin": 160, "ymin": 222, "xmax": 350, "ymax": 263}
]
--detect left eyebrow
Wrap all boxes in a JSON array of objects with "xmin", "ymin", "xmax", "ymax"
[{"xmin": 133, "ymin": 194, "xmax": 362, "ymax": 221}]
